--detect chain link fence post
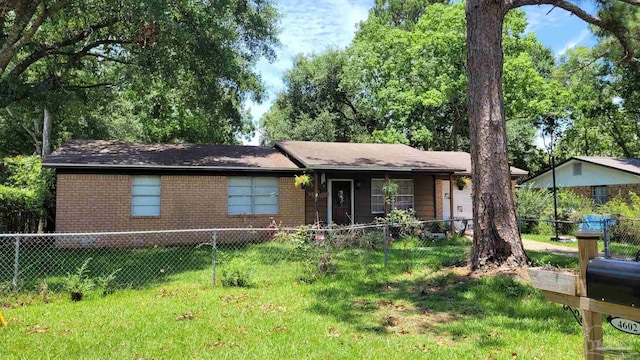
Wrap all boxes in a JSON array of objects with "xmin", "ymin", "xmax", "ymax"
[
  {"xmin": 212, "ymin": 231, "xmax": 217, "ymax": 287},
  {"xmin": 383, "ymin": 225, "xmax": 388, "ymax": 267},
  {"xmin": 603, "ymin": 219, "xmax": 611, "ymax": 259},
  {"xmin": 12, "ymin": 236, "xmax": 20, "ymax": 290}
]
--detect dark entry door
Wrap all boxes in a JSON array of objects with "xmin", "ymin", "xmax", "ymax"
[{"xmin": 331, "ymin": 181, "xmax": 352, "ymax": 225}]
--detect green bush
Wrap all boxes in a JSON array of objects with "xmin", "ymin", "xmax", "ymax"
[
  {"xmin": 515, "ymin": 184, "xmax": 553, "ymax": 233},
  {"xmin": 63, "ymin": 258, "xmax": 94, "ymax": 302},
  {"xmin": 221, "ymin": 259, "xmax": 254, "ymax": 287},
  {"xmin": 515, "ymin": 185, "xmax": 593, "ymax": 235},
  {"xmin": 600, "ymin": 192, "xmax": 640, "ymax": 243},
  {"xmin": 0, "ymin": 156, "xmax": 54, "ymax": 233},
  {"xmin": 96, "ymin": 268, "xmax": 122, "ymax": 296},
  {"xmin": 600, "ymin": 192, "xmax": 640, "ymax": 218},
  {"xmin": 375, "ymin": 209, "xmax": 422, "ymax": 238}
]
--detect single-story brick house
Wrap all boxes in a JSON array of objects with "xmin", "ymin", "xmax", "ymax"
[
  {"xmin": 43, "ymin": 140, "xmax": 527, "ymax": 233},
  {"xmin": 521, "ymin": 156, "xmax": 640, "ymax": 204}
]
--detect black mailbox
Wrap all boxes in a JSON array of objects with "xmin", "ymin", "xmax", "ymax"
[{"xmin": 586, "ymin": 258, "xmax": 640, "ymax": 307}]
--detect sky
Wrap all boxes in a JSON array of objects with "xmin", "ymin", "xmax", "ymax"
[{"xmin": 244, "ymin": 1, "xmax": 600, "ymax": 145}]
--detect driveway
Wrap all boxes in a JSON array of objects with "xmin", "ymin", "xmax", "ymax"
[{"xmin": 522, "ymin": 239, "xmax": 578, "ymax": 257}]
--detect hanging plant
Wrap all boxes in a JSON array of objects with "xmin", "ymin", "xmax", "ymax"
[
  {"xmin": 381, "ymin": 179, "xmax": 399, "ymax": 205},
  {"xmin": 455, "ymin": 176, "xmax": 471, "ymax": 190},
  {"xmin": 294, "ymin": 174, "xmax": 313, "ymax": 189}
]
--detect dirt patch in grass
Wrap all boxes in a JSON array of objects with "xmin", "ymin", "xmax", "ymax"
[{"xmin": 466, "ymin": 266, "xmax": 530, "ymax": 282}]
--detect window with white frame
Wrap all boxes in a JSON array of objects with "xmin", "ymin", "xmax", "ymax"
[
  {"xmin": 592, "ymin": 185, "xmax": 607, "ymax": 205},
  {"xmin": 131, "ymin": 176, "xmax": 161, "ymax": 217},
  {"xmin": 371, "ymin": 178, "xmax": 414, "ymax": 214},
  {"xmin": 228, "ymin": 177, "xmax": 279, "ymax": 215}
]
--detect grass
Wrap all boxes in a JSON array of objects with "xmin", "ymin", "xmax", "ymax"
[
  {"xmin": 1, "ymin": 236, "xmax": 639, "ymax": 359},
  {"xmin": 521, "ymin": 233, "xmax": 638, "ymax": 257}
]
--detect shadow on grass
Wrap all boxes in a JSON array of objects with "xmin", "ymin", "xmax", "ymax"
[
  {"xmin": 306, "ymin": 237, "xmax": 581, "ymax": 341},
  {"xmin": 0, "ymin": 239, "xmax": 306, "ymax": 292},
  {"xmin": 0, "ymin": 245, "xmax": 213, "ymax": 291}
]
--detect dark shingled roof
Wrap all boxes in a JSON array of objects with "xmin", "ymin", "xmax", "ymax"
[
  {"xmin": 275, "ymin": 141, "xmax": 461, "ymax": 172},
  {"xmin": 419, "ymin": 151, "xmax": 528, "ymax": 176},
  {"xmin": 43, "ymin": 140, "xmax": 300, "ymax": 170},
  {"xmin": 276, "ymin": 141, "xmax": 527, "ymax": 176},
  {"xmin": 44, "ymin": 139, "xmax": 529, "ymax": 176}
]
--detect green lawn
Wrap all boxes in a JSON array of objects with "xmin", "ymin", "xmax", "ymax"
[{"xmin": 1, "ymin": 237, "xmax": 638, "ymax": 359}]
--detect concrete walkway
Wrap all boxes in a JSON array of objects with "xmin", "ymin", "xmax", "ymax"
[{"xmin": 522, "ymin": 239, "xmax": 579, "ymax": 257}]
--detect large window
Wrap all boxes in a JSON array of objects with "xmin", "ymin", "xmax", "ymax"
[
  {"xmin": 131, "ymin": 176, "xmax": 161, "ymax": 217},
  {"xmin": 592, "ymin": 186, "xmax": 607, "ymax": 205},
  {"xmin": 371, "ymin": 179, "xmax": 414, "ymax": 214},
  {"xmin": 228, "ymin": 177, "xmax": 279, "ymax": 215}
]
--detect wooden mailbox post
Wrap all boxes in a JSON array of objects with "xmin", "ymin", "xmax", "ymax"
[{"xmin": 529, "ymin": 230, "xmax": 640, "ymax": 360}]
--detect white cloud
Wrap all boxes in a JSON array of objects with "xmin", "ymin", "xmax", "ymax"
[
  {"xmin": 243, "ymin": 0, "xmax": 373, "ymax": 145},
  {"xmin": 555, "ymin": 29, "xmax": 591, "ymax": 57},
  {"xmin": 524, "ymin": 5, "xmax": 569, "ymax": 33}
]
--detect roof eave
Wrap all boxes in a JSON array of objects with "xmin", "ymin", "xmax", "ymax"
[
  {"xmin": 304, "ymin": 165, "xmax": 464, "ymax": 173},
  {"xmin": 273, "ymin": 142, "xmax": 311, "ymax": 168},
  {"xmin": 42, "ymin": 163, "xmax": 303, "ymax": 172}
]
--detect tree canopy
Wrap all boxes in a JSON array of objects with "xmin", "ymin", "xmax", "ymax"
[
  {"xmin": 260, "ymin": 2, "xmax": 552, "ymax": 173},
  {"xmin": 0, "ymin": 0, "xmax": 279, "ymax": 156}
]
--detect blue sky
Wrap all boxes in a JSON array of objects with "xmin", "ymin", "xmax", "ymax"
[{"xmin": 245, "ymin": 1, "xmax": 600, "ymax": 144}]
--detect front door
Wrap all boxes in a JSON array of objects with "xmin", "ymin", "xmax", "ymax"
[{"xmin": 331, "ymin": 180, "xmax": 352, "ymax": 225}]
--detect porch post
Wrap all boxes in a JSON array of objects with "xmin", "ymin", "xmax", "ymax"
[
  {"xmin": 314, "ymin": 172, "xmax": 319, "ymax": 224},
  {"xmin": 449, "ymin": 173, "xmax": 454, "ymax": 234},
  {"xmin": 384, "ymin": 173, "xmax": 390, "ymax": 216}
]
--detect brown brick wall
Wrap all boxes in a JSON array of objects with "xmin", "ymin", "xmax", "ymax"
[
  {"xmin": 435, "ymin": 178, "xmax": 444, "ymax": 220},
  {"xmin": 56, "ymin": 174, "xmax": 305, "ymax": 233},
  {"xmin": 564, "ymin": 186, "xmax": 592, "ymax": 200},
  {"xmin": 564, "ymin": 184, "xmax": 640, "ymax": 203}
]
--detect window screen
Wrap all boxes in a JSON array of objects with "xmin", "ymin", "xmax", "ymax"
[
  {"xmin": 371, "ymin": 179, "xmax": 414, "ymax": 214},
  {"xmin": 131, "ymin": 176, "xmax": 161, "ymax": 217},
  {"xmin": 228, "ymin": 177, "xmax": 279, "ymax": 215}
]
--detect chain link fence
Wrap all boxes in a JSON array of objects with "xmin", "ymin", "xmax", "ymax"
[
  {"xmin": 0, "ymin": 219, "xmax": 472, "ymax": 294},
  {"xmin": 518, "ymin": 217, "xmax": 640, "ymax": 261}
]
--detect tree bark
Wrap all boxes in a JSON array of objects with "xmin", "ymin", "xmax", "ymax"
[
  {"xmin": 42, "ymin": 107, "xmax": 52, "ymax": 157},
  {"xmin": 466, "ymin": 0, "xmax": 528, "ymax": 269}
]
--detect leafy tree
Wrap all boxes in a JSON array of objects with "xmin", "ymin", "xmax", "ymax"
[
  {"xmin": 263, "ymin": 3, "xmax": 555, "ymax": 163},
  {"xmin": 0, "ymin": 0, "xmax": 279, "ymax": 156},
  {"xmin": 370, "ymin": 0, "xmax": 450, "ymax": 29},
  {"xmin": 260, "ymin": 49, "xmax": 374, "ymax": 145},
  {"xmin": 465, "ymin": 0, "xmax": 640, "ymax": 269}
]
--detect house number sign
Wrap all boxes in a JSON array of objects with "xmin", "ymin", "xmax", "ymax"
[{"xmin": 608, "ymin": 316, "xmax": 640, "ymax": 335}]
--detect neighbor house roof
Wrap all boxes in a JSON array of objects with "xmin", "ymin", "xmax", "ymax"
[
  {"xmin": 522, "ymin": 156, "xmax": 640, "ymax": 184},
  {"xmin": 574, "ymin": 156, "xmax": 640, "ymax": 176},
  {"xmin": 43, "ymin": 140, "xmax": 300, "ymax": 171},
  {"xmin": 276, "ymin": 141, "xmax": 527, "ymax": 176}
]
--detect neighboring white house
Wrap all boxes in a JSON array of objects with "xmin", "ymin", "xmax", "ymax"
[{"xmin": 521, "ymin": 156, "xmax": 640, "ymax": 204}]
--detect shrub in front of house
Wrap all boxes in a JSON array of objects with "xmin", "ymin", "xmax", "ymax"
[
  {"xmin": 375, "ymin": 209, "xmax": 422, "ymax": 239},
  {"xmin": 599, "ymin": 192, "xmax": 640, "ymax": 243},
  {"xmin": 515, "ymin": 184, "xmax": 553, "ymax": 233},
  {"xmin": 515, "ymin": 185, "xmax": 594, "ymax": 235}
]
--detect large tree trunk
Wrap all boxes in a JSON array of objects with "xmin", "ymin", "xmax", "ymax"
[
  {"xmin": 42, "ymin": 107, "xmax": 52, "ymax": 157},
  {"xmin": 466, "ymin": 0, "xmax": 528, "ymax": 269}
]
